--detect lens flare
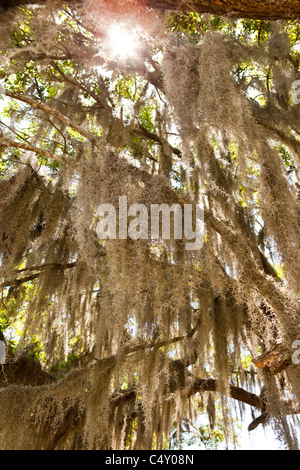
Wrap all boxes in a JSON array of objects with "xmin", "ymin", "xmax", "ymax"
[{"xmin": 109, "ymin": 25, "xmax": 138, "ymax": 58}]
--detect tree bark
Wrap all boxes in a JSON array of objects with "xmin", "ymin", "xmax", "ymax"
[
  {"xmin": 144, "ymin": 0, "xmax": 300, "ymax": 20},
  {"xmin": 252, "ymin": 343, "xmax": 293, "ymax": 375},
  {"xmin": 1, "ymin": 0, "xmax": 300, "ymax": 20}
]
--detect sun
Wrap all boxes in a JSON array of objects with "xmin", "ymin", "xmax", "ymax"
[{"xmin": 108, "ymin": 24, "xmax": 138, "ymax": 59}]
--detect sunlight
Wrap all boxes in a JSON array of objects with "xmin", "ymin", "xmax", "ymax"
[{"xmin": 108, "ymin": 24, "xmax": 138, "ymax": 58}]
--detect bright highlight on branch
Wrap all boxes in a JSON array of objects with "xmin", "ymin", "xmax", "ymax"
[{"xmin": 108, "ymin": 24, "xmax": 138, "ymax": 58}]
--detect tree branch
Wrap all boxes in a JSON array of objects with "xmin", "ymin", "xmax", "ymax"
[
  {"xmin": 135, "ymin": 119, "xmax": 182, "ymax": 157},
  {"xmin": 0, "ymin": 133, "xmax": 65, "ymax": 163},
  {"xmin": 2, "ymin": 0, "xmax": 300, "ymax": 20},
  {"xmin": 1, "ymin": 262, "xmax": 77, "ymax": 288},
  {"xmin": 184, "ymin": 376, "xmax": 264, "ymax": 410},
  {"xmin": 4, "ymin": 91, "xmax": 104, "ymax": 151}
]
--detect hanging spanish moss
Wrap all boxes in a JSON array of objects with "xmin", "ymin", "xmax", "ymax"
[{"xmin": 0, "ymin": 0, "xmax": 299, "ymax": 450}]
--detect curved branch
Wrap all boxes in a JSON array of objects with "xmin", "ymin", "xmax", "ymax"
[{"xmin": 248, "ymin": 412, "xmax": 269, "ymax": 431}]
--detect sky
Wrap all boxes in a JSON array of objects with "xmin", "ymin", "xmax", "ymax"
[{"xmin": 238, "ymin": 409, "xmax": 282, "ymax": 450}]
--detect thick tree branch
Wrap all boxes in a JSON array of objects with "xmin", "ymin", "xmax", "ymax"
[
  {"xmin": 2, "ymin": 0, "xmax": 300, "ymax": 20},
  {"xmin": 248, "ymin": 412, "xmax": 269, "ymax": 431},
  {"xmin": 184, "ymin": 376, "xmax": 264, "ymax": 410},
  {"xmin": 252, "ymin": 342, "xmax": 293, "ymax": 375}
]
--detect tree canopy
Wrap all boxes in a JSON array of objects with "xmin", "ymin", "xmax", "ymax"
[{"xmin": 0, "ymin": 0, "xmax": 300, "ymax": 450}]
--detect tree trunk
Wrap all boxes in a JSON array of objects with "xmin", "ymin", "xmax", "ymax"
[{"xmin": 2, "ymin": 0, "xmax": 300, "ymax": 20}]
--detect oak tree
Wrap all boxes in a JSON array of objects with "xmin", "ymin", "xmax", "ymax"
[{"xmin": 0, "ymin": 0, "xmax": 299, "ymax": 450}]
